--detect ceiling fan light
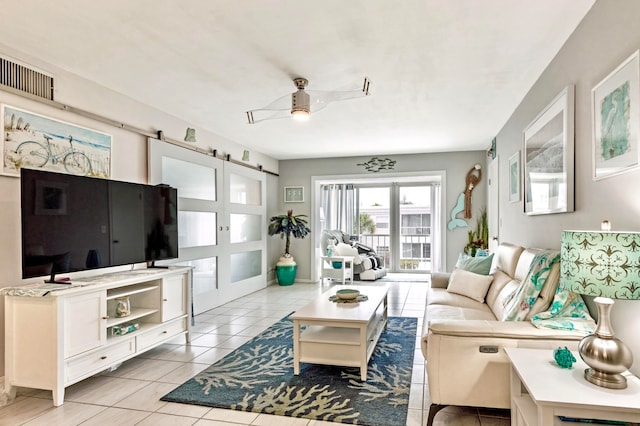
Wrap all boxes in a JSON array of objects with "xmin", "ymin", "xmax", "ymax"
[
  {"xmin": 291, "ymin": 108, "xmax": 310, "ymax": 121},
  {"xmin": 291, "ymin": 89, "xmax": 310, "ymax": 121}
]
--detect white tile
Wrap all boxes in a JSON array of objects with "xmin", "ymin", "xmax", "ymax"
[
  {"xmin": 202, "ymin": 407, "xmax": 260, "ymax": 423},
  {"xmin": 190, "ymin": 333, "xmax": 233, "ymax": 347},
  {"xmin": 64, "ymin": 376, "xmax": 150, "ymax": 406},
  {"xmin": 192, "ymin": 347, "xmax": 233, "ymax": 364},
  {"xmin": 0, "ymin": 397, "xmax": 55, "ymax": 425},
  {"xmin": 158, "ymin": 362, "xmax": 210, "ymax": 384},
  {"xmin": 252, "ymin": 413, "xmax": 310, "ymax": 426},
  {"xmin": 79, "ymin": 407, "xmax": 151, "ymax": 426},
  {"xmin": 157, "ymin": 401, "xmax": 212, "ymax": 418},
  {"xmin": 135, "ymin": 412, "xmax": 199, "ymax": 425},
  {"xmin": 194, "ymin": 419, "xmax": 250, "ymax": 426},
  {"xmin": 21, "ymin": 401, "xmax": 106, "ymax": 425},
  {"xmin": 113, "ymin": 381, "xmax": 176, "ymax": 411},
  {"xmin": 106, "ymin": 357, "xmax": 184, "ymax": 381}
]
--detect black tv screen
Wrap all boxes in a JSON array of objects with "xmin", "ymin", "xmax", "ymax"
[{"xmin": 20, "ymin": 168, "xmax": 178, "ymax": 281}]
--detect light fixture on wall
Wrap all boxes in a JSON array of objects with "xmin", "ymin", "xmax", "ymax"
[{"xmin": 560, "ymin": 229, "xmax": 640, "ymax": 389}]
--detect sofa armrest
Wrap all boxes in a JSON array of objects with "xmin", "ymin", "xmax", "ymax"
[{"xmin": 430, "ymin": 272, "xmax": 451, "ymax": 289}]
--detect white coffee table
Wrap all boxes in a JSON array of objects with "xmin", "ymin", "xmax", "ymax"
[{"xmin": 290, "ymin": 285, "xmax": 388, "ymax": 381}]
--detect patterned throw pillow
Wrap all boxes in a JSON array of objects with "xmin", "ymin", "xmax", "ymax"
[{"xmin": 456, "ymin": 252, "xmax": 494, "ymax": 275}]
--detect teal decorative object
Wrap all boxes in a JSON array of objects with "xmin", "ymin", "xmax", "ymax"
[
  {"xmin": 447, "ymin": 192, "xmax": 468, "ymax": 231},
  {"xmin": 553, "ymin": 346, "xmax": 576, "ymax": 369},
  {"xmin": 275, "ymin": 263, "xmax": 296, "ymax": 286}
]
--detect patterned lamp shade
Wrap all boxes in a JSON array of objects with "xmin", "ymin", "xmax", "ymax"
[{"xmin": 560, "ymin": 230, "xmax": 640, "ymax": 300}]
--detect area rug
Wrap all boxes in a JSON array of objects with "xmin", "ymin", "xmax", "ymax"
[{"xmin": 161, "ymin": 315, "xmax": 417, "ymax": 426}]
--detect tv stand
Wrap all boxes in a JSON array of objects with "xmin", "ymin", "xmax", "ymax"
[
  {"xmin": 147, "ymin": 262, "xmax": 170, "ymax": 269},
  {"xmin": 4, "ymin": 266, "xmax": 192, "ymax": 406}
]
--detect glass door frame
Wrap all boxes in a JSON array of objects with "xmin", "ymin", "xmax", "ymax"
[{"xmin": 312, "ymin": 171, "xmax": 446, "ymax": 279}]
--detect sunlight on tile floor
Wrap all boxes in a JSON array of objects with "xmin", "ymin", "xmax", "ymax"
[{"xmin": 0, "ymin": 277, "xmax": 509, "ymax": 425}]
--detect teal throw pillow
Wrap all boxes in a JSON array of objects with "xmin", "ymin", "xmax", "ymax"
[{"xmin": 456, "ymin": 252, "xmax": 494, "ymax": 275}]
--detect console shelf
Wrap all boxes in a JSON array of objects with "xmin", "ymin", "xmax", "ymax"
[
  {"xmin": 4, "ymin": 267, "xmax": 192, "ymax": 406},
  {"xmin": 106, "ymin": 284, "xmax": 159, "ymax": 300},
  {"xmin": 106, "ymin": 308, "xmax": 159, "ymax": 327}
]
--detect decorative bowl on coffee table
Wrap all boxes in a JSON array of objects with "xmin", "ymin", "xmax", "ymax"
[{"xmin": 336, "ymin": 289, "xmax": 360, "ymax": 300}]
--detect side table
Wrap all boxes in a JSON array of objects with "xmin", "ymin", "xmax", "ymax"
[
  {"xmin": 320, "ymin": 256, "xmax": 354, "ymax": 284},
  {"xmin": 505, "ymin": 347, "xmax": 640, "ymax": 425}
]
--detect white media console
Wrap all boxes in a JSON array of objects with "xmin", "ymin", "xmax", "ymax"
[{"xmin": 3, "ymin": 266, "xmax": 192, "ymax": 406}]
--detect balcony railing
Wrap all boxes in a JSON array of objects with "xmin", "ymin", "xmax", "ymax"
[{"xmin": 356, "ymin": 233, "xmax": 431, "ymax": 271}]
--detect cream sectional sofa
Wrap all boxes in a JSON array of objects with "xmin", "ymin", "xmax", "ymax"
[{"xmin": 422, "ymin": 243, "xmax": 589, "ymax": 425}]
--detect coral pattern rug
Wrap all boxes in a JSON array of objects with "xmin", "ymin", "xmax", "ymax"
[{"xmin": 162, "ymin": 315, "xmax": 417, "ymax": 426}]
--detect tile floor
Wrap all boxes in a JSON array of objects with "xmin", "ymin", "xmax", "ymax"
[{"xmin": 0, "ymin": 277, "xmax": 510, "ymax": 425}]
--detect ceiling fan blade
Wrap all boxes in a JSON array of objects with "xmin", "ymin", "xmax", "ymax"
[
  {"xmin": 246, "ymin": 108, "xmax": 291, "ymax": 124},
  {"xmin": 246, "ymin": 92, "xmax": 291, "ymax": 124},
  {"xmin": 307, "ymin": 77, "xmax": 371, "ymax": 113}
]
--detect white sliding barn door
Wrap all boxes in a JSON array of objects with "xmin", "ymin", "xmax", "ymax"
[{"xmin": 149, "ymin": 139, "xmax": 265, "ymax": 314}]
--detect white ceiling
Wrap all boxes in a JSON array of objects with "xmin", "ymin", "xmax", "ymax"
[{"xmin": 0, "ymin": 0, "xmax": 595, "ymax": 160}]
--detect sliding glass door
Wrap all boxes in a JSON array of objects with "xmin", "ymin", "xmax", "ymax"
[
  {"xmin": 398, "ymin": 185, "xmax": 432, "ymax": 271},
  {"xmin": 317, "ymin": 178, "xmax": 439, "ymax": 274}
]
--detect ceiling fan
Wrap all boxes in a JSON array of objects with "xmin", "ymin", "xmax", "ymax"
[{"xmin": 246, "ymin": 77, "xmax": 371, "ymax": 124}]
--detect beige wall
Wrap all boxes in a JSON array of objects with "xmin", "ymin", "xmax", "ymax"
[{"xmin": 492, "ymin": 0, "xmax": 640, "ymax": 376}]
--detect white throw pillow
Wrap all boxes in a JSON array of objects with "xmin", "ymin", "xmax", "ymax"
[
  {"xmin": 334, "ymin": 243, "xmax": 362, "ymax": 264},
  {"xmin": 446, "ymin": 268, "xmax": 494, "ymax": 303}
]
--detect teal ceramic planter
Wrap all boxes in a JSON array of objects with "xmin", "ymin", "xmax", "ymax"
[
  {"xmin": 276, "ymin": 255, "xmax": 297, "ymax": 286},
  {"xmin": 276, "ymin": 264, "xmax": 297, "ymax": 286}
]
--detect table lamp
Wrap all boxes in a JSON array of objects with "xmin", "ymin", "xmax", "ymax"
[{"xmin": 560, "ymin": 230, "xmax": 640, "ymax": 389}]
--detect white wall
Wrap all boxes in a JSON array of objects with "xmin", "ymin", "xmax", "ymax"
[
  {"xmin": 492, "ymin": 0, "xmax": 640, "ymax": 376},
  {"xmin": 276, "ymin": 151, "xmax": 487, "ymax": 280},
  {"xmin": 0, "ymin": 45, "xmax": 279, "ymax": 375}
]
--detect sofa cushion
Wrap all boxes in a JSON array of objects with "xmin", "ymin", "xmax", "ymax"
[
  {"xmin": 429, "ymin": 287, "xmax": 492, "ymax": 311},
  {"xmin": 493, "ymin": 243, "xmax": 524, "ymax": 276},
  {"xmin": 456, "ymin": 252, "xmax": 494, "ymax": 275},
  {"xmin": 426, "ymin": 303, "xmax": 495, "ymax": 321},
  {"xmin": 446, "ymin": 268, "xmax": 494, "ymax": 303},
  {"xmin": 490, "ymin": 279, "xmax": 522, "ymax": 320},
  {"xmin": 484, "ymin": 269, "xmax": 512, "ymax": 309}
]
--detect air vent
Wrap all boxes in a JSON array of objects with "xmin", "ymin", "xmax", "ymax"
[{"xmin": 0, "ymin": 57, "xmax": 54, "ymax": 100}]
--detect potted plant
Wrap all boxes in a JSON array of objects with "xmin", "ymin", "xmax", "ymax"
[
  {"xmin": 464, "ymin": 208, "xmax": 488, "ymax": 256},
  {"xmin": 268, "ymin": 209, "xmax": 311, "ymax": 285}
]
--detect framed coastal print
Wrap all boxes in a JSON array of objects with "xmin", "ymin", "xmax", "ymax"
[
  {"xmin": 284, "ymin": 186, "xmax": 304, "ymax": 203},
  {"xmin": 523, "ymin": 85, "xmax": 575, "ymax": 215},
  {"xmin": 1, "ymin": 105, "xmax": 112, "ymax": 178},
  {"xmin": 592, "ymin": 50, "xmax": 640, "ymax": 180},
  {"xmin": 509, "ymin": 151, "xmax": 520, "ymax": 203}
]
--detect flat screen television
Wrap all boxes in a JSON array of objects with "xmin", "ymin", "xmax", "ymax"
[{"xmin": 20, "ymin": 168, "xmax": 178, "ymax": 282}]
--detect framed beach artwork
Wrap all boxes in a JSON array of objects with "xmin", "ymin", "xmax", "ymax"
[
  {"xmin": 1, "ymin": 105, "xmax": 112, "ymax": 178},
  {"xmin": 592, "ymin": 50, "xmax": 640, "ymax": 180},
  {"xmin": 523, "ymin": 85, "xmax": 575, "ymax": 215},
  {"xmin": 509, "ymin": 151, "xmax": 520, "ymax": 203}
]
